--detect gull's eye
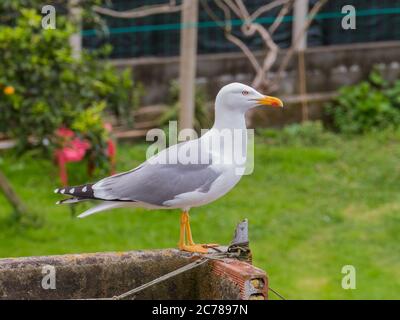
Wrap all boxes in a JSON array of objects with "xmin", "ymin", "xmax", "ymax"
[{"xmin": 242, "ymin": 90, "xmax": 249, "ymax": 96}]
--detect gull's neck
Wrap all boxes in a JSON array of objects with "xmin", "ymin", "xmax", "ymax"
[
  {"xmin": 212, "ymin": 104, "xmax": 247, "ymax": 130},
  {"xmin": 205, "ymin": 102, "xmax": 248, "ymax": 169}
]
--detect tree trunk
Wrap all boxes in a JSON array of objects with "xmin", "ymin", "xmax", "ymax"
[{"xmin": 0, "ymin": 169, "xmax": 30, "ymax": 219}]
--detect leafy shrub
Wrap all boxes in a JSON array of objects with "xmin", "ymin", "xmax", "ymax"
[
  {"xmin": 326, "ymin": 69, "xmax": 400, "ymax": 134},
  {"xmin": 0, "ymin": 9, "xmax": 139, "ymax": 171}
]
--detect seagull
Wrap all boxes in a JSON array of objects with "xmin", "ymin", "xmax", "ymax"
[{"xmin": 54, "ymin": 83, "xmax": 283, "ymax": 253}]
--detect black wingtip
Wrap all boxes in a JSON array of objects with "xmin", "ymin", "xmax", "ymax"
[{"xmin": 54, "ymin": 184, "xmax": 95, "ymax": 199}]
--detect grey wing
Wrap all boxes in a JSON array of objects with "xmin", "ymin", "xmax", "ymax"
[{"xmin": 92, "ymin": 162, "xmax": 221, "ymax": 206}]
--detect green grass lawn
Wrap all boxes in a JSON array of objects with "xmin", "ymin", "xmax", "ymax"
[{"xmin": 0, "ymin": 131, "xmax": 399, "ymax": 299}]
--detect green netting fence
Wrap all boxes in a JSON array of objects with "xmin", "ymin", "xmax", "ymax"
[{"xmin": 82, "ymin": 0, "xmax": 400, "ymax": 59}]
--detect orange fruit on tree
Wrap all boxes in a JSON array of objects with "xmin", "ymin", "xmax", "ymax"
[{"xmin": 4, "ymin": 86, "xmax": 15, "ymax": 95}]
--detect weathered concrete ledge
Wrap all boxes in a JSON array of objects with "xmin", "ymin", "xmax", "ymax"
[{"xmin": 0, "ymin": 249, "xmax": 268, "ymax": 300}]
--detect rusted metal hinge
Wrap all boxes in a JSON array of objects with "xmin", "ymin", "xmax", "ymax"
[{"xmin": 227, "ymin": 219, "xmax": 252, "ymax": 263}]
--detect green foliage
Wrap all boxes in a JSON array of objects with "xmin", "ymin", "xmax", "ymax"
[
  {"xmin": 159, "ymin": 80, "xmax": 212, "ymax": 132},
  {"xmin": 0, "ymin": 9, "xmax": 138, "ymax": 170},
  {"xmin": 257, "ymin": 121, "xmax": 338, "ymax": 146},
  {"xmin": 106, "ymin": 69, "xmax": 144, "ymax": 127},
  {"xmin": 326, "ymin": 69, "xmax": 400, "ymax": 134}
]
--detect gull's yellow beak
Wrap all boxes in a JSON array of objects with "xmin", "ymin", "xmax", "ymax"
[{"xmin": 257, "ymin": 95, "xmax": 283, "ymax": 108}]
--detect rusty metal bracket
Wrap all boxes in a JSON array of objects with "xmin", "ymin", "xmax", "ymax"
[{"xmin": 227, "ymin": 219, "xmax": 252, "ymax": 263}]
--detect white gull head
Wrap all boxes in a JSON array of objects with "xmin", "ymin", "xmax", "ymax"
[{"xmin": 213, "ymin": 82, "xmax": 283, "ymax": 129}]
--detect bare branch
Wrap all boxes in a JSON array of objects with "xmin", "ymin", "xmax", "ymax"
[
  {"xmin": 226, "ymin": 32, "xmax": 261, "ymax": 73},
  {"xmin": 203, "ymin": 0, "xmax": 327, "ymax": 90},
  {"xmin": 202, "ymin": 0, "xmax": 234, "ymax": 34},
  {"xmin": 250, "ymin": 0, "xmax": 290, "ymax": 21},
  {"xmin": 223, "ymin": 0, "xmax": 243, "ymax": 18},
  {"xmin": 215, "ymin": 0, "xmax": 233, "ymax": 31},
  {"xmin": 271, "ymin": 0, "xmax": 328, "ymax": 91},
  {"xmin": 201, "ymin": 0, "xmax": 261, "ymax": 72},
  {"xmin": 93, "ymin": 0, "xmax": 182, "ymax": 19},
  {"xmin": 269, "ymin": 0, "xmax": 293, "ymax": 35},
  {"xmin": 201, "ymin": 0, "xmax": 290, "ymax": 88},
  {"xmin": 233, "ymin": 0, "xmax": 281, "ymax": 87}
]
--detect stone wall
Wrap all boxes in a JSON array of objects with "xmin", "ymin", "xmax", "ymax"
[{"xmin": 0, "ymin": 249, "xmax": 267, "ymax": 300}]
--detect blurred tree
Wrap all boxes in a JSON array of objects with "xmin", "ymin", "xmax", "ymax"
[
  {"xmin": 0, "ymin": 9, "xmax": 138, "ymax": 165},
  {"xmin": 0, "ymin": 3, "xmax": 141, "ymax": 224},
  {"xmin": 0, "ymin": 169, "xmax": 38, "ymax": 225}
]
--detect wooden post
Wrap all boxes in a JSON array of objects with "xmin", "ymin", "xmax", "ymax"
[
  {"xmin": 178, "ymin": 0, "xmax": 199, "ymax": 132},
  {"xmin": 68, "ymin": 0, "xmax": 82, "ymax": 59},
  {"xmin": 292, "ymin": 0, "xmax": 309, "ymax": 51},
  {"xmin": 293, "ymin": 0, "xmax": 309, "ymax": 122}
]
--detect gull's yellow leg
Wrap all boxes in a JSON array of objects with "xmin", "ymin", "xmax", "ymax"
[
  {"xmin": 178, "ymin": 211, "xmax": 186, "ymax": 250},
  {"xmin": 184, "ymin": 211, "xmax": 195, "ymax": 245},
  {"xmin": 178, "ymin": 211, "xmax": 208, "ymax": 254},
  {"xmin": 181, "ymin": 211, "xmax": 218, "ymax": 253}
]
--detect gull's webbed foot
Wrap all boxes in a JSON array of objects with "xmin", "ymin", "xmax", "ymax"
[
  {"xmin": 178, "ymin": 211, "xmax": 219, "ymax": 254},
  {"xmin": 179, "ymin": 243, "xmax": 209, "ymax": 254}
]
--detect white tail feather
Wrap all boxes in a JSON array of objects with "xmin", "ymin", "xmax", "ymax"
[
  {"xmin": 57, "ymin": 197, "xmax": 89, "ymax": 205},
  {"xmin": 77, "ymin": 202, "xmax": 127, "ymax": 218}
]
